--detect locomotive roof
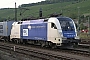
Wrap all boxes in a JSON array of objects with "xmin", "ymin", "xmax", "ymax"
[
  {"xmin": 56, "ymin": 16, "xmax": 70, "ymax": 18},
  {"xmin": 21, "ymin": 19, "xmax": 45, "ymax": 25},
  {"xmin": 16, "ymin": 16, "xmax": 72, "ymax": 25},
  {"xmin": 56, "ymin": 16, "xmax": 72, "ymax": 21}
]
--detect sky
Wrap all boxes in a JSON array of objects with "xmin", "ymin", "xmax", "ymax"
[{"xmin": 0, "ymin": 0, "xmax": 45, "ymax": 8}]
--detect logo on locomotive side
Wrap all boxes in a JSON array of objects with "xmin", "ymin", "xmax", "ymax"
[{"xmin": 23, "ymin": 29, "xmax": 28, "ymax": 36}]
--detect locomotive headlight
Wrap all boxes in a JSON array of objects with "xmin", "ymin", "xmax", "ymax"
[{"xmin": 75, "ymin": 36, "xmax": 79, "ymax": 39}]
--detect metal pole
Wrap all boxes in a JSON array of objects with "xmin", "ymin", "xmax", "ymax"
[
  {"xmin": 77, "ymin": 7, "xmax": 80, "ymax": 35},
  {"xmin": 14, "ymin": 46, "xmax": 16, "ymax": 51},
  {"xmin": 39, "ymin": 8, "xmax": 42, "ymax": 18},
  {"xmin": 15, "ymin": 2, "xmax": 17, "ymax": 21},
  {"xmin": 88, "ymin": 17, "xmax": 90, "ymax": 34}
]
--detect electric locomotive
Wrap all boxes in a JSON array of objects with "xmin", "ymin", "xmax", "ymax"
[{"xmin": 10, "ymin": 16, "xmax": 80, "ymax": 47}]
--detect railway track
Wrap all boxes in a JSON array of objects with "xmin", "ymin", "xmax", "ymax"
[
  {"xmin": 0, "ymin": 42, "xmax": 90, "ymax": 60},
  {"xmin": 0, "ymin": 42, "xmax": 80, "ymax": 60},
  {"xmin": 78, "ymin": 44, "xmax": 90, "ymax": 49},
  {"xmin": 80, "ymin": 39, "xmax": 90, "ymax": 44},
  {"xmin": 58, "ymin": 47, "xmax": 90, "ymax": 57}
]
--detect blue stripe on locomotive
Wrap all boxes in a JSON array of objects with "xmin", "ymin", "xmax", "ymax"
[
  {"xmin": 62, "ymin": 31, "xmax": 76, "ymax": 38},
  {"xmin": 20, "ymin": 23, "xmax": 47, "ymax": 41}
]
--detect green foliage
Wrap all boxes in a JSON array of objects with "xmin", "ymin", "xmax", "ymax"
[
  {"xmin": 80, "ymin": 23, "xmax": 88, "ymax": 30},
  {"xmin": 0, "ymin": 0, "xmax": 90, "ymax": 21},
  {"xmin": 69, "ymin": 13, "xmax": 78, "ymax": 19},
  {"xmin": 20, "ymin": 0, "xmax": 85, "ymax": 7}
]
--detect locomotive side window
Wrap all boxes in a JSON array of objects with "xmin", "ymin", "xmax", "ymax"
[
  {"xmin": 0, "ymin": 25, "xmax": 3, "ymax": 29},
  {"xmin": 51, "ymin": 23, "xmax": 57, "ymax": 29},
  {"xmin": 0, "ymin": 30, "xmax": 3, "ymax": 33}
]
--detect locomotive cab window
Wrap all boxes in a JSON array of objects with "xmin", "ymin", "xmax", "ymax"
[
  {"xmin": 51, "ymin": 23, "xmax": 57, "ymax": 29},
  {"xmin": 0, "ymin": 30, "xmax": 3, "ymax": 33},
  {"xmin": 58, "ymin": 18, "xmax": 75, "ymax": 31}
]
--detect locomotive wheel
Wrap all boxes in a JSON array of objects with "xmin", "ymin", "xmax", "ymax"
[
  {"xmin": 13, "ymin": 39, "xmax": 19, "ymax": 44},
  {"xmin": 52, "ymin": 45, "xmax": 57, "ymax": 49},
  {"xmin": 51, "ymin": 44, "xmax": 57, "ymax": 49},
  {"xmin": 40, "ymin": 41, "xmax": 45, "ymax": 47},
  {"xmin": 41, "ymin": 43, "xmax": 45, "ymax": 47},
  {"xmin": 74, "ymin": 43, "xmax": 78, "ymax": 48}
]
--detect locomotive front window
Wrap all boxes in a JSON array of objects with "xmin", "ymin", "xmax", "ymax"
[{"xmin": 58, "ymin": 18, "xmax": 74, "ymax": 31}]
